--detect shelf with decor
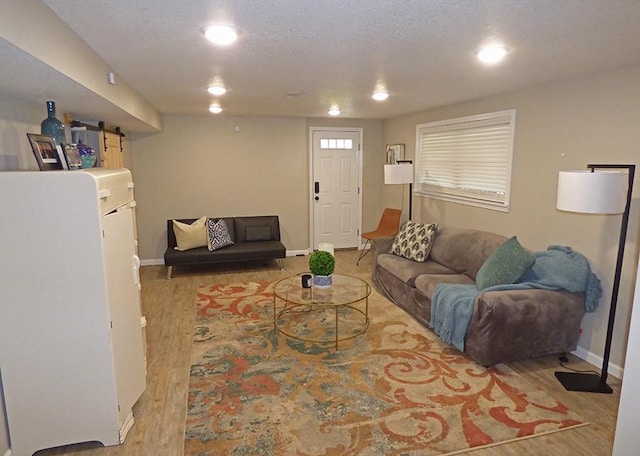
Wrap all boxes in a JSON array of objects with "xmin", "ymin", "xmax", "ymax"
[{"xmin": 70, "ymin": 121, "xmax": 125, "ymax": 169}]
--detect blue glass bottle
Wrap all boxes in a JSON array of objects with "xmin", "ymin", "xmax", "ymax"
[{"xmin": 40, "ymin": 101, "xmax": 66, "ymax": 146}]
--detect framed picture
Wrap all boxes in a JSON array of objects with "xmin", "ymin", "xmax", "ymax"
[
  {"xmin": 386, "ymin": 144, "xmax": 405, "ymax": 164},
  {"xmin": 56, "ymin": 144, "xmax": 69, "ymax": 170},
  {"xmin": 63, "ymin": 144, "xmax": 83, "ymax": 170},
  {"xmin": 27, "ymin": 133, "xmax": 65, "ymax": 171}
]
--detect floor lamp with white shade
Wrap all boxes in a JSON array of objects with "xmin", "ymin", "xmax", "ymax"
[
  {"xmin": 555, "ymin": 163, "xmax": 635, "ymax": 393},
  {"xmin": 384, "ymin": 160, "xmax": 414, "ymax": 220}
]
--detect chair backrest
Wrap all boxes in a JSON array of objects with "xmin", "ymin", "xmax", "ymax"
[{"xmin": 376, "ymin": 208, "xmax": 402, "ymax": 237}]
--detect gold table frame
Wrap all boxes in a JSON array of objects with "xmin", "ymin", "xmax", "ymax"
[{"xmin": 273, "ymin": 273, "xmax": 371, "ymax": 350}]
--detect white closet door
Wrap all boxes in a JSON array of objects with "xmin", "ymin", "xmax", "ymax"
[{"xmin": 102, "ymin": 206, "xmax": 146, "ymax": 425}]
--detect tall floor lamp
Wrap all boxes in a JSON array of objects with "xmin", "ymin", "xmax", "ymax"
[
  {"xmin": 555, "ymin": 163, "xmax": 635, "ymax": 393},
  {"xmin": 384, "ymin": 160, "xmax": 414, "ymax": 220}
]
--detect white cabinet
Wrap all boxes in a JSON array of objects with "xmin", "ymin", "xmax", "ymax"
[{"xmin": 0, "ymin": 168, "xmax": 146, "ymax": 456}]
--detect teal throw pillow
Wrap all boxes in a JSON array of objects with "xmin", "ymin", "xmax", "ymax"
[{"xmin": 476, "ymin": 236, "xmax": 535, "ymax": 290}]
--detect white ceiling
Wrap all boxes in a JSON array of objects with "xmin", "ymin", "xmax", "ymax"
[{"xmin": 5, "ymin": 1, "xmax": 640, "ymax": 131}]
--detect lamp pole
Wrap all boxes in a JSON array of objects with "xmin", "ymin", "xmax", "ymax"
[
  {"xmin": 590, "ymin": 164, "xmax": 634, "ymax": 388},
  {"xmin": 397, "ymin": 160, "xmax": 413, "ymax": 220},
  {"xmin": 555, "ymin": 163, "xmax": 635, "ymax": 393}
]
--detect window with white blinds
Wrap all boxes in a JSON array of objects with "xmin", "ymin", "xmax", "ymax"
[{"xmin": 415, "ymin": 110, "xmax": 516, "ymax": 211}]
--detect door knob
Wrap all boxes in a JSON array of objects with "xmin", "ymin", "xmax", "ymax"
[{"xmin": 315, "ymin": 196, "xmax": 319, "ymax": 201}]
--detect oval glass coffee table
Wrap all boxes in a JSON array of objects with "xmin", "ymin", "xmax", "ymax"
[{"xmin": 273, "ymin": 273, "xmax": 371, "ymax": 350}]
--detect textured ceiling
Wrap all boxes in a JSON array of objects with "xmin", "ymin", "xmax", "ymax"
[{"xmin": 5, "ymin": 0, "xmax": 640, "ymax": 130}]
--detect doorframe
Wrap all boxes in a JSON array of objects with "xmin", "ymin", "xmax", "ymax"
[{"xmin": 308, "ymin": 126, "xmax": 364, "ymax": 253}]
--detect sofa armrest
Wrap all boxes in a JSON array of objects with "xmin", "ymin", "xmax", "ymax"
[
  {"xmin": 371, "ymin": 237, "xmax": 395, "ymax": 270},
  {"xmin": 465, "ymin": 289, "xmax": 586, "ymax": 366}
]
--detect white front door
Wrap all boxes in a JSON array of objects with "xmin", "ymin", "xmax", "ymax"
[{"xmin": 310, "ymin": 129, "xmax": 362, "ymax": 250}]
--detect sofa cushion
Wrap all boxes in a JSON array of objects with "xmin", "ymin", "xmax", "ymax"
[
  {"xmin": 245, "ymin": 225, "xmax": 272, "ymax": 241},
  {"xmin": 429, "ymin": 227, "xmax": 508, "ymax": 279},
  {"xmin": 173, "ymin": 217, "xmax": 207, "ymax": 251},
  {"xmin": 164, "ymin": 241, "xmax": 286, "ymax": 266},
  {"xmin": 414, "ymin": 273, "xmax": 476, "ymax": 299},
  {"xmin": 475, "ymin": 236, "xmax": 535, "ymax": 290},
  {"xmin": 390, "ymin": 221, "xmax": 438, "ymax": 262},
  {"xmin": 234, "ymin": 216, "xmax": 280, "ymax": 242},
  {"xmin": 377, "ymin": 253, "xmax": 455, "ymax": 286},
  {"xmin": 206, "ymin": 218, "xmax": 234, "ymax": 251}
]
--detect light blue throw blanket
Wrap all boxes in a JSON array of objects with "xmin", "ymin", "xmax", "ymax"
[{"xmin": 429, "ymin": 245, "xmax": 602, "ymax": 352}]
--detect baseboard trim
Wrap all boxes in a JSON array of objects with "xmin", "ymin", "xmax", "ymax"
[
  {"xmin": 140, "ymin": 258, "xmax": 164, "ymax": 266},
  {"xmin": 572, "ymin": 346, "xmax": 623, "ymax": 380}
]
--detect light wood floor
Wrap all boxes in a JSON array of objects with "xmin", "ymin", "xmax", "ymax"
[{"xmin": 35, "ymin": 250, "xmax": 620, "ymax": 456}]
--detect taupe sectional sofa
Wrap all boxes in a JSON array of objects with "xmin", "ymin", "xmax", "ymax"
[{"xmin": 371, "ymin": 226, "xmax": 592, "ymax": 366}]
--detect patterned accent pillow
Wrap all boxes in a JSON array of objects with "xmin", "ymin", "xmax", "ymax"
[
  {"xmin": 206, "ymin": 218, "xmax": 234, "ymax": 252},
  {"xmin": 390, "ymin": 221, "xmax": 438, "ymax": 262}
]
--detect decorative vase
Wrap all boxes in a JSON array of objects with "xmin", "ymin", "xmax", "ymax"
[
  {"xmin": 77, "ymin": 141, "xmax": 97, "ymax": 168},
  {"xmin": 313, "ymin": 274, "xmax": 333, "ymax": 289},
  {"xmin": 40, "ymin": 101, "xmax": 66, "ymax": 147}
]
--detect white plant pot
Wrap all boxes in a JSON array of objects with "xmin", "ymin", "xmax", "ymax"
[{"xmin": 313, "ymin": 274, "xmax": 333, "ymax": 289}]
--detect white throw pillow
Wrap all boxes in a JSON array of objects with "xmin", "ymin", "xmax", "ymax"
[{"xmin": 173, "ymin": 217, "xmax": 208, "ymax": 251}]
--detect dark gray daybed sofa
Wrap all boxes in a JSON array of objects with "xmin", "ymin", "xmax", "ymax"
[{"xmin": 164, "ymin": 215, "xmax": 286, "ymax": 279}]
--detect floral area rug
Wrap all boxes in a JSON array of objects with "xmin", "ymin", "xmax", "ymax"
[{"xmin": 184, "ymin": 282, "xmax": 586, "ymax": 455}]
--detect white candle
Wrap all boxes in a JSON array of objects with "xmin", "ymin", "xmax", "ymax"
[{"xmin": 318, "ymin": 243, "xmax": 334, "ymax": 255}]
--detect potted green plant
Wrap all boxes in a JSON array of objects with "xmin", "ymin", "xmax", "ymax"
[{"xmin": 308, "ymin": 250, "xmax": 335, "ymax": 288}]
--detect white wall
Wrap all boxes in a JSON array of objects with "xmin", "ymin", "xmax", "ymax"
[
  {"xmin": 130, "ymin": 115, "xmax": 384, "ymax": 261},
  {"xmin": 0, "ymin": 95, "xmax": 46, "ymax": 171}
]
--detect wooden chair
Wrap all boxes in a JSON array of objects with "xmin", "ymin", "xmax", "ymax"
[{"xmin": 356, "ymin": 208, "xmax": 402, "ymax": 265}]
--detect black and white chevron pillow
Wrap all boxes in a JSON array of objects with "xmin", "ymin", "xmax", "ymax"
[
  {"xmin": 390, "ymin": 221, "xmax": 438, "ymax": 262},
  {"xmin": 206, "ymin": 218, "xmax": 234, "ymax": 251}
]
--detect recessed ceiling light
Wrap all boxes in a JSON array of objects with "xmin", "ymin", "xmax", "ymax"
[
  {"xmin": 209, "ymin": 103, "xmax": 223, "ymax": 114},
  {"xmin": 203, "ymin": 25, "xmax": 239, "ymax": 46},
  {"xmin": 207, "ymin": 85, "xmax": 227, "ymax": 96},
  {"xmin": 371, "ymin": 91, "xmax": 389, "ymax": 101},
  {"xmin": 328, "ymin": 106, "xmax": 341, "ymax": 116},
  {"xmin": 477, "ymin": 45, "xmax": 507, "ymax": 64}
]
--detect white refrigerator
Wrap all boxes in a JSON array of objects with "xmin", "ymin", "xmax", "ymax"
[{"xmin": 0, "ymin": 168, "xmax": 146, "ymax": 456}]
